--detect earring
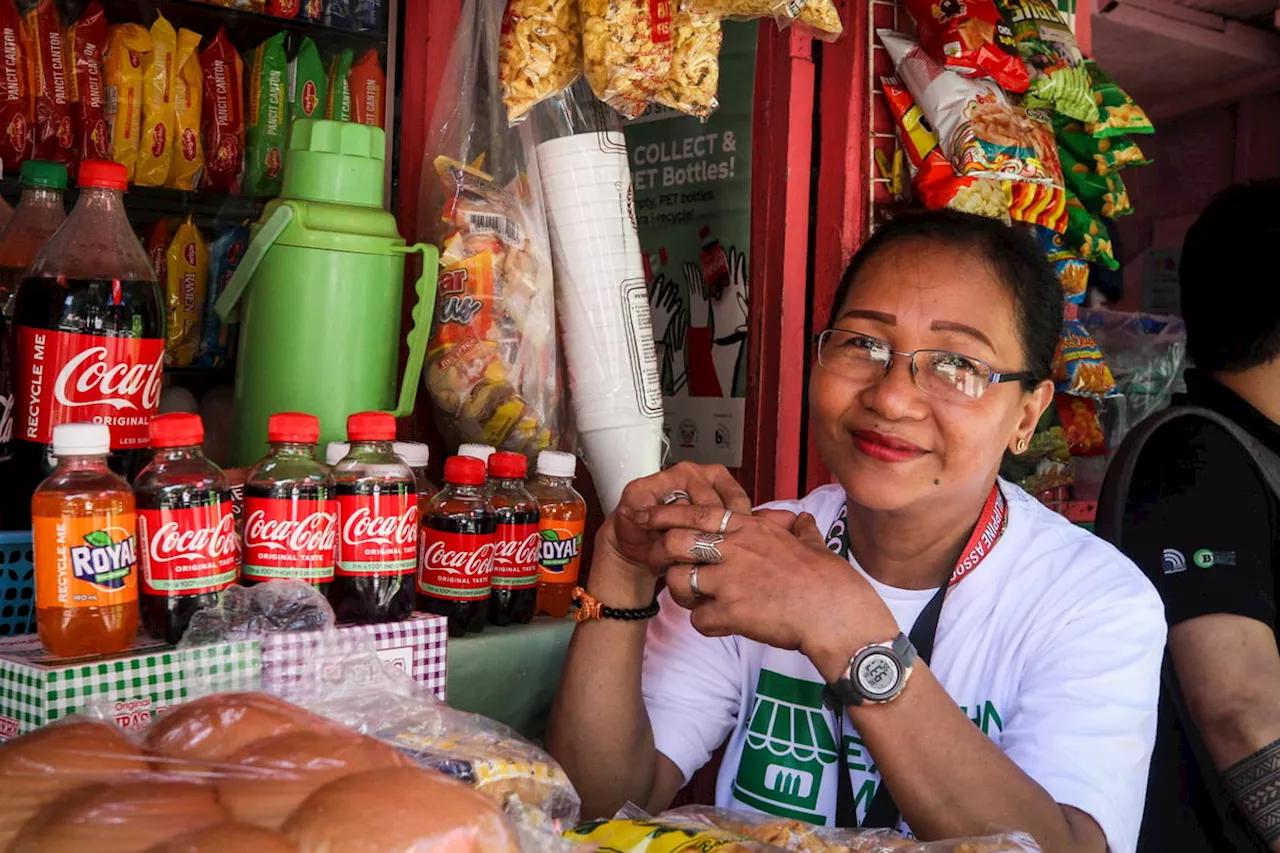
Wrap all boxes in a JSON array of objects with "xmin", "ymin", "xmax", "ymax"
[{"xmin": 1015, "ymin": 438, "xmax": 1028, "ymax": 454}]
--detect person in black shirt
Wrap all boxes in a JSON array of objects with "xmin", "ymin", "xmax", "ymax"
[{"xmin": 1118, "ymin": 181, "xmax": 1280, "ymax": 852}]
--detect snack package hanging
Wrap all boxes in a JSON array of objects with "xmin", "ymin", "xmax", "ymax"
[
  {"xmin": 653, "ymin": 0, "xmax": 721, "ymax": 120},
  {"xmin": 104, "ymin": 23, "xmax": 151, "ymax": 181},
  {"xmin": 135, "ymin": 13, "xmax": 176, "ymax": 187},
  {"xmin": 1064, "ymin": 190, "xmax": 1117, "ymax": 269},
  {"xmin": 498, "ymin": 0, "xmax": 581, "ymax": 124},
  {"xmin": 687, "ymin": 0, "xmax": 841, "ymax": 39},
  {"xmin": 1058, "ymin": 142, "xmax": 1131, "ymax": 219},
  {"xmin": 165, "ymin": 216, "xmax": 208, "ymax": 367},
  {"xmin": 1083, "ymin": 59, "xmax": 1153, "ymax": 138},
  {"xmin": 146, "ymin": 217, "xmax": 175, "ymax": 282},
  {"xmin": 998, "ymin": 0, "xmax": 1096, "ymax": 122},
  {"xmin": 167, "ymin": 27, "xmax": 204, "ymax": 191},
  {"xmin": 1009, "ymin": 181, "xmax": 1066, "ymax": 232},
  {"xmin": 879, "ymin": 30, "xmax": 1054, "ymax": 185},
  {"xmin": 201, "ymin": 27, "xmax": 244, "ymax": 193},
  {"xmin": 267, "ymin": 0, "xmax": 300, "ymax": 18},
  {"xmin": 1031, "ymin": 223, "xmax": 1087, "ymax": 303},
  {"xmin": 1054, "ymin": 317, "xmax": 1118, "ymax": 398},
  {"xmin": 1056, "ymin": 393, "xmax": 1106, "ymax": 456},
  {"xmin": 246, "ymin": 32, "xmax": 287, "ymax": 197},
  {"xmin": 1054, "ymin": 114, "xmax": 1150, "ymax": 177},
  {"xmin": 197, "ymin": 224, "xmax": 248, "ymax": 367},
  {"xmin": 581, "ymin": 0, "xmax": 674, "ymax": 118},
  {"xmin": 289, "ymin": 37, "xmax": 327, "ymax": 126},
  {"xmin": 348, "ymin": 48, "xmax": 384, "ymax": 128},
  {"xmin": 25, "ymin": 0, "xmax": 74, "ymax": 168},
  {"xmin": 0, "ymin": 0, "xmax": 32, "ymax": 173},
  {"xmin": 67, "ymin": 3, "xmax": 109, "ymax": 166},
  {"xmin": 903, "ymin": 0, "xmax": 1028, "ymax": 92},
  {"xmin": 325, "ymin": 48, "xmax": 353, "ymax": 121},
  {"xmin": 419, "ymin": 0, "xmax": 562, "ymax": 457},
  {"xmin": 299, "ymin": 0, "xmax": 323, "ymax": 22}
]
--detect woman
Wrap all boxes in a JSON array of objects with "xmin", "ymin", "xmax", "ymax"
[{"xmin": 547, "ymin": 211, "xmax": 1165, "ymax": 853}]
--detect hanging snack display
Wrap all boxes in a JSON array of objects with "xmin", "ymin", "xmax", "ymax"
[
  {"xmin": 997, "ymin": 0, "xmax": 1096, "ymax": 122},
  {"xmin": 325, "ymin": 48, "xmax": 355, "ymax": 121},
  {"xmin": 289, "ymin": 37, "xmax": 327, "ymax": 126},
  {"xmin": 1054, "ymin": 115, "xmax": 1150, "ymax": 177},
  {"xmin": 903, "ymin": 0, "xmax": 1028, "ymax": 93},
  {"xmin": 201, "ymin": 28, "xmax": 245, "ymax": 193},
  {"xmin": 0, "ymin": 0, "xmax": 29, "ymax": 174},
  {"xmin": 67, "ymin": 3, "xmax": 109, "ymax": 166},
  {"xmin": 246, "ymin": 32, "xmax": 288, "ymax": 197},
  {"xmin": 1063, "ymin": 191, "xmax": 1117, "ymax": 269},
  {"xmin": 498, "ymin": 0, "xmax": 582, "ymax": 123},
  {"xmin": 687, "ymin": 0, "xmax": 841, "ymax": 39},
  {"xmin": 165, "ymin": 217, "xmax": 209, "ymax": 368},
  {"xmin": 349, "ymin": 49, "xmax": 386, "ymax": 128},
  {"xmin": 168, "ymin": 27, "xmax": 205, "ymax": 191},
  {"xmin": 104, "ymin": 23, "xmax": 151, "ymax": 181},
  {"xmin": 26, "ymin": 0, "xmax": 74, "ymax": 168},
  {"xmin": 1083, "ymin": 59, "xmax": 1154, "ymax": 138},
  {"xmin": 1032, "ymin": 224, "xmax": 1088, "ymax": 304},
  {"xmin": 136, "ymin": 14, "xmax": 177, "ymax": 187},
  {"xmin": 653, "ymin": 0, "xmax": 722, "ymax": 119},
  {"xmin": 582, "ymin": 0, "xmax": 674, "ymax": 118},
  {"xmin": 1056, "ymin": 393, "xmax": 1106, "ymax": 457},
  {"xmin": 1054, "ymin": 316, "xmax": 1119, "ymax": 398},
  {"xmin": 1058, "ymin": 143, "xmax": 1131, "ymax": 219}
]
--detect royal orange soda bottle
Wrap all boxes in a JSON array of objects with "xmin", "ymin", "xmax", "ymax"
[
  {"xmin": 530, "ymin": 451, "xmax": 587, "ymax": 619},
  {"xmin": 33, "ymin": 423, "xmax": 140, "ymax": 657}
]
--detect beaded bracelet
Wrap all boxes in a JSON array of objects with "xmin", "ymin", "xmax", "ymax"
[{"xmin": 572, "ymin": 587, "xmax": 661, "ymax": 624}]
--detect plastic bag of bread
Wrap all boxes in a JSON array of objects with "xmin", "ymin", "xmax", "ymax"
[
  {"xmin": 582, "ymin": 0, "xmax": 673, "ymax": 118},
  {"xmin": 498, "ymin": 0, "xmax": 582, "ymax": 123},
  {"xmin": 653, "ymin": 0, "xmax": 722, "ymax": 119}
]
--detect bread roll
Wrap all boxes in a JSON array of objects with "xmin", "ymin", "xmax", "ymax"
[
  {"xmin": 144, "ymin": 822, "xmax": 300, "ymax": 853},
  {"xmin": 11, "ymin": 780, "xmax": 225, "ymax": 853},
  {"xmin": 0, "ymin": 721, "xmax": 150, "ymax": 848},
  {"xmin": 217, "ymin": 731, "xmax": 412, "ymax": 829},
  {"xmin": 284, "ymin": 767, "xmax": 520, "ymax": 853}
]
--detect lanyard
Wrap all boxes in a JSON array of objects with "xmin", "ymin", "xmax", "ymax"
[{"xmin": 824, "ymin": 483, "xmax": 1008, "ymax": 831}]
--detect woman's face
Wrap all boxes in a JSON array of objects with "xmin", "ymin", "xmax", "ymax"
[{"xmin": 810, "ymin": 238, "xmax": 1053, "ymax": 514}]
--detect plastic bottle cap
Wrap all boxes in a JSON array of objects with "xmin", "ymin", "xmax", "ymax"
[
  {"xmin": 347, "ymin": 411, "xmax": 396, "ymax": 441},
  {"xmin": 537, "ymin": 450, "xmax": 577, "ymax": 478},
  {"xmin": 444, "ymin": 455, "xmax": 486, "ymax": 486},
  {"xmin": 149, "ymin": 412, "xmax": 204, "ymax": 448},
  {"xmin": 394, "ymin": 441, "xmax": 430, "ymax": 468},
  {"xmin": 52, "ymin": 423, "xmax": 110, "ymax": 455},
  {"xmin": 77, "ymin": 160, "xmax": 128, "ymax": 190},
  {"xmin": 19, "ymin": 160, "xmax": 67, "ymax": 190},
  {"xmin": 267, "ymin": 412, "xmax": 320, "ymax": 444},
  {"xmin": 457, "ymin": 443, "xmax": 496, "ymax": 463},
  {"xmin": 326, "ymin": 441, "xmax": 351, "ymax": 466},
  {"xmin": 488, "ymin": 451, "xmax": 527, "ymax": 480}
]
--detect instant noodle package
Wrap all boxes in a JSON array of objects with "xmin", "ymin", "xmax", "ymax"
[
  {"xmin": 135, "ymin": 13, "xmax": 176, "ymax": 187},
  {"xmin": 104, "ymin": 22, "xmax": 151, "ymax": 181},
  {"xmin": 67, "ymin": 3, "xmax": 109, "ymax": 166},
  {"xmin": 165, "ymin": 215, "xmax": 209, "ymax": 367},
  {"xmin": 168, "ymin": 27, "xmax": 205, "ymax": 190},
  {"xmin": 0, "ymin": 0, "xmax": 30, "ymax": 173},
  {"xmin": 288, "ymin": 36, "xmax": 327, "ymax": 125},
  {"xmin": 325, "ymin": 47, "xmax": 354, "ymax": 121},
  {"xmin": 201, "ymin": 27, "xmax": 244, "ymax": 193},
  {"xmin": 246, "ymin": 32, "xmax": 287, "ymax": 196},
  {"xmin": 26, "ymin": 0, "xmax": 74, "ymax": 168},
  {"xmin": 349, "ymin": 48, "xmax": 385, "ymax": 128}
]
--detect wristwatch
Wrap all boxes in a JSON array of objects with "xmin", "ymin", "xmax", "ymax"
[{"xmin": 823, "ymin": 633, "xmax": 917, "ymax": 707}]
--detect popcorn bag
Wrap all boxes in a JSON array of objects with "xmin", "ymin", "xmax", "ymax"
[
  {"xmin": 653, "ymin": 0, "xmax": 722, "ymax": 120},
  {"xmin": 498, "ymin": 0, "xmax": 582, "ymax": 123},
  {"xmin": 581, "ymin": 0, "xmax": 674, "ymax": 118}
]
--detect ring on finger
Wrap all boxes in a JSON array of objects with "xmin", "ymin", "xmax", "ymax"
[
  {"xmin": 662, "ymin": 489, "xmax": 692, "ymax": 506},
  {"xmin": 689, "ymin": 564, "xmax": 706, "ymax": 599},
  {"xmin": 688, "ymin": 532, "xmax": 725, "ymax": 564},
  {"xmin": 717, "ymin": 509, "xmax": 733, "ymax": 534}
]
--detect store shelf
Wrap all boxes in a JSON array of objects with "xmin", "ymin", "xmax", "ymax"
[
  {"xmin": 0, "ymin": 178, "xmax": 267, "ymax": 230},
  {"xmin": 104, "ymin": 0, "xmax": 387, "ymax": 50}
]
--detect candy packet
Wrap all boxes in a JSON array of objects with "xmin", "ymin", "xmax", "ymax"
[
  {"xmin": 201, "ymin": 27, "xmax": 244, "ymax": 194},
  {"xmin": 903, "ymin": 0, "xmax": 1028, "ymax": 92},
  {"xmin": 246, "ymin": 31, "xmax": 287, "ymax": 196},
  {"xmin": 348, "ymin": 48, "xmax": 385, "ymax": 128},
  {"xmin": 104, "ymin": 23, "xmax": 151, "ymax": 181},
  {"xmin": 582, "ymin": 0, "xmax": 674, "ymax": 118},
  {"xmin": 1058, "ymin": 143, "xmax": 1131, "ymax": 219},
  {"xmin": 289, "ymin": 37, "xmax": 327, "ymax": 125},
  {"xmin": 1056, "ymin": 393, "xmax": 1106, "ymax": 456},
  {"xmin": 167, "ymin": 27, "xmax": 204, "ymax": 191},
  {"xmin": 25, "ymin": 0, "xmax": 74, "ymax": 168},
  {"xmin": 325, "ymin": 48, "xmax": 354, "ymax": 121},
  {"xmin": 998, "ymin": 0, "xmax": 1096, "ymax": 122},
  {"xmin": 165, "ymin": 216, "xmax": 208, "ymax": 368},
  {"xmin": 653, "ymin": 0, "xmax": 722, "ymax": 120},
  {"xmin": 498, "ymin": 0, "xmax": 582, "ymax": 123},
  {"xmin": 1054, "ymin": 114, "xmax": 1151, "ymax": 176},
  {"xmin": 1031, "ymin": 223, "xmax": 1087, "ymax": 303},
  {"xmin": 1082, "ymin": 59, "xmax": 1153, "ymax": 137},
  {"xmin": 67, "ymin": 3, "xmax": 109, "ymax": 166},
  {"xmin": 197, "ymin": 224, "xmax": 248, "ymax": 368},
  {"xmin": 1054, "ymin": 317, "xmax": 1118, "ymax": 398},
  {"xmin": 0, "ymin": 0, "xmax": 31, "ymax": 173},
  {"xmin": 136, "ymin": 14, "xmax": 176, "ymax": 187}
]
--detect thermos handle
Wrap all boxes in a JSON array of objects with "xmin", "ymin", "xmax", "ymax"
[
  {"xmin": 214, "ymin": 204, "xmax": 295, "ymax": 323},
  {"xmin": 387, "ymin": 242, "xmax": 440, "ymax": 419}
]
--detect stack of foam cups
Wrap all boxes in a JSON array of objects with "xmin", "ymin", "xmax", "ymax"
[{"xmin": 536, "ymin": 130, "xmax": 663, "ymax": 514}]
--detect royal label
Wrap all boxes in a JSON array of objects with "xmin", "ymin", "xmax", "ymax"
[
  {"xmin": 337, "ymin": 492, "xmax": 417, "ymax": 576},
  {"xmin": 138, "ymin": 502, "xmax": 238, "ymax": 595},
  {"xmin": 417, "ymin": 531, "xmax": 495, "ymax": 600},
  {"xmin": 537, "ymin": 518, "xmax": 585, "ymax": 585},
  {"xmin": 15, "ymin": 326, "xmax": 164, "ymax": 448},
  {"xmin": 34, "ymin": 511, "xmax": 138, "ymax": 609},
  {"xmin": 492, "ymin": 521, "xmax": 539, "ymax": 589},
  {"xmin": 242, "ymin": 496, "xmax": 336, "ymax": 583}
]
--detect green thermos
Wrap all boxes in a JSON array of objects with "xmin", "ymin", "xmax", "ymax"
[{"xmin": 216, "ymin": 119, "xmax": 438, "ymax": 466}]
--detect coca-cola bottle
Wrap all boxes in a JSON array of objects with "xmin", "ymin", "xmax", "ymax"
[
  {"xmin": 487, "ymin": 451, "xmax": 539, "ymax": 626},
  {"xmin": 0, "ymin": 312, "xmax": 12, "ymax": 528},
  {"xmin": 134, "ymin": 413, "xmax": 239, "ymax": 644},
  {"xmin": 241, "ymin": 412, "xmax": 336, "ymax": 592},
  {"xmin": 417, "ymin": 455, "xmax": 495, "ymax": 637},
  {"xmin": 8, "ymin": 161, "xmax": 164, "ymax": 530},
  {"xmin": 330, "ymin": 412, "xmax": 417, "ymax": 625}
]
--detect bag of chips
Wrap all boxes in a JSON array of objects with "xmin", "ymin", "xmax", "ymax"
[
  {"xmin": 1031, "ymin": 223, "xmax": 1087, "ymax": 303},
  {"xmin": 1054, "ymin": 114, "xmax": 1150, "ymax": 177},
  {"xmin": 1054, "ymin": 317, "xmax": 1118, "ymax": 398},
  {"xmin": 246, "ymin": 31, "xmax": 287, "ymax": 197},
  {"xmin": 146, "ymin": 216, "xmax": 175, "ymax": 282},
  {"xmin": 582, "ymin": 0, "xmax": 673, "ymax": 118},
  {"xmin": 201, "ymin": 27, "xmax": 243, "ymax": 193},
  {"xmin": 197, "ymin": 224, "xmax": 247, "ymax": 368},
  {"xmin": 298, "ymin": 0, "xmax": 322, "ymax": 21},
  {"xmin": 1058, "ymin": 142, "xmax": 1131, "ymax": 219},
  {"xmin": 348, "ymin": 48, "xmax": 384, "ymax": 128},
  {"xmin": 998, "ymin": 0, "xmax": 1096, "ymax": 123},
  {"xmin": 104, "ymin": 22, "xmax": 150, "ymax": 181},
  {"xmin": 653, "ymin": 0, "xmax": 721, "ymax": 120},
  {"xmin": 135, "ymin": 14, "xmax": 176, "ymax": 187},
  {"xmin": 1056, "ymin": 393, "xmax": 1106, "ymax": 456},
  {"xmin": 289, "ymin": 37, "xmax": 327, "ymax": 125},
  {"xmin": 687, "ymin": 0, "xmax": 841, "ymax": 39},
  {"xmin": 165, "ymin": 216, "xmax": 208, "ymax": 367},
  {"xmin": 67, "ymin": 3, "xmax": 109, "ymax": 166},
  {"xmin": 0, "ymin": 0, "xmax": 32, "ymax": 173},
  {"xmin": 903, "ymin": 0, "xmax": 1028, "ymax": 92},
  {"xmin": 325, "ymin": 48, "xmax": 353, "ymax": 121},
  {"xmin": 1083, "ymin": 59, "xmax": 1152, "ymax": 138},
  {"xmin": 167, "ymin": 27, "xmax": 204, "ymax": 191},
  {"xmin": 267, "ymin": 0, "xmax": 300, "ymax": 18},
  {"xmin": 498, "ymin": 0, "xmax": 582, "ymax": 123},
  {"xmin": 26, "ymin": 0, "xmax": 74, "ymax": 168},
  {"xmin": 1009, "ymin": 181, "xmax": 1066, "ymax": 232},
  {"xmin": 1063, "ymin": 191, "xmax": 1117, "ymax": 270}
]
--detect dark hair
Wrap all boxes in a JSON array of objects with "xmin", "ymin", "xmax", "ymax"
[
  {"xmin": 1180, "ymin": 181, "xmax": 1280, "ymax": 373},
  {"xmin": 828, "ymin": 210, "xmax": 1062, "ymax": 387}
]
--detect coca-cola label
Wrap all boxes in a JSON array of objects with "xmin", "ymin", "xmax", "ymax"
[
  {"xmin": 138, "ymin": 502, "xmax": 239, "ymax": 596},
  {"xmin": 491, "ymin": 521, "xmax": 539, "ymax": 589},
  {"xmin": 417, "ymin": 531, "xmax": 495, "ymax": 601},
  {"xmin": 337, "ymin": 493, "xmax": 417, "ymax": 576},
  {"xmin": 242, "ymin": 496, "xmax": 336, "ymax": 583},
  {"xmin": 14, "ymin": 327, "xmax": 165, "ymax": 448}
]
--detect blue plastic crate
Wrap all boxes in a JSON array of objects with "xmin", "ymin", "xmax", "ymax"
[{"xmin": 0, "ymin": 530, "xmax": 35, "ymax": 636}]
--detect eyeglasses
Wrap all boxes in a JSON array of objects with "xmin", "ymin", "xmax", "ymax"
[{"xmin": 813, "ymin": 329, "xmax": 1035, "ymax": 402}]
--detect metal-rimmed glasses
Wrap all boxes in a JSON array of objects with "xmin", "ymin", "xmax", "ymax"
[{"xmin": 813, "ymin": 329, "xmax": 1035, "ymax": 402}]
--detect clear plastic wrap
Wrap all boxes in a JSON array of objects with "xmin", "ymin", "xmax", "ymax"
[
  {"xmin": 499, "ymin": 0, "xmax": 582, "ymax": 123},
  {"xmin": 686, "ymin": 0, "xmax": 842, "ymax": 40},
  {"xmin": 582, "ymin": 0, "xmax": 673, "ymax": 118},
  {"xmin": 653, "ymin": 0, "xmax": 722, "ymax": 120}
]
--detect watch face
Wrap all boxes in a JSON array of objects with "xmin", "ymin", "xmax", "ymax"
[{"xmin": 855, "ymin": 649, "xmax": 902, "ymax": 700}]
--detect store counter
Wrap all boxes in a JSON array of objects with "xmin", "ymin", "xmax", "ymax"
[{"xmin": 446, "ymin": 618, "xmax": 575, "ymax": 739}]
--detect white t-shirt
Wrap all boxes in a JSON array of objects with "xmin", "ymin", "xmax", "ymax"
[{"xmin": 642, "ymin": 480, "xmax": 1166, "ymax": 853}]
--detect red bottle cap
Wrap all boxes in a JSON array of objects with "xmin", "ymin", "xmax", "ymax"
[
  {"xmin": 488, "ymin": 451, "xmax": 527, "ymax": 480},
  {"xmin": 78, "ymin": 160, "xmax": 128, "ymax": 190},
  {"xmin": 444, "ymin": 455, "xmax": 486, "ymax": 486},
  {"xmin": 267, "ymin": 412, "xmax": 320, "ymax": 444},
  {"xmin": 149, "ymin": 413, "xmax": 204, "ymax": 448},
  {"xmin": 347, "ymin": 411, "xmax": 395, "ymax": 442}
]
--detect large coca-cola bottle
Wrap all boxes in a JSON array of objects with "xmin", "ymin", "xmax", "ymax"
[
  {"xmin": 135, "ymin": 413, "xmax": 239, "ymax": 644},
  {"xmin": 330, "ymin": 412, "xmax": 417, "ymax": 625},
  {"xmin": 241, "ymin": 413, "xmax": 336, "ymax": 592},
  {"xmin": 8, "ymin": 161, "xmax": 164, "ymax": 530},
  {"xmin": 487, "ymin": 451, "xmax": 539, "ymax": 626},
  {"xmin": 0, "ymin": 312, "xmax": 12, "ymax": 529},
  {"xmin": 417, "ymin": 455, "xmax": 495, "ymax": 637}
]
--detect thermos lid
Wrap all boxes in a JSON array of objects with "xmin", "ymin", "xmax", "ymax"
[
  {"xmin": 150, "ymin": 413, "xmax": 204, "ymax": 448},
  {"xmin": 282, "ymin": 119, "xmax": 386, "ymax": 208}
]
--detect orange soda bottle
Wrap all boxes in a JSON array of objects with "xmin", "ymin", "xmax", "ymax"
[
  {"xmin": 530, "ymin": 451, "xmax": 586, "ymax": 619},
  {"xmin": 32, "ymin": 423, "xmax": 140, "ymax": 657}
]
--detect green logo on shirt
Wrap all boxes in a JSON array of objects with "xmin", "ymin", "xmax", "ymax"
[{"xmin": 1193, "ymin": 549, "xmax": 1215, "ymax": 569}]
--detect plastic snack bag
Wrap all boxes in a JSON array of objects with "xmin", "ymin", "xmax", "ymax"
[
  {"xmin": 1031, "ymin": 223, "xmax": 1087, "ymax": 303},
  {"xmin": 201, "ymin": 27, "xmax": 244, "ymax": 193},
  {"xmin": 688, "ymin": 0, "xmax": 841, "ymax": 39},
  {"xmin": 997, "ymin": 0, "xmax": 1096, "ymax": 122},
  {"xmin": 1056, "ymin": 393, "xmax": 1105, "ymax": 456},
  {"xmin": 165, "ymin": 216, "xmax": 208, "ymax": 367},
  {"xmin": 653, "ymin": 0, "xmax": 721, "ymax": 120},
  {"xmin": 498, "ymin": 0, "xmax": 582, "ymax": 123},
  {"xmin": 104, "ymin": 23, "xmax": 151, "ymax": 181},
  {"xmin": 146, "ymin": 217, "xmax": 175, "ymax": 281},
  {"xmin": 1054, "ymin": 114, "xmax": 1150, "ymax": 177},
  {"xmin": 267, "ymin": 0, "xmax": 300, "ymax": 18},
  {"xmin": 326, "ymin": 0, "xmax": 353, "ymax": 28},
  {"xmin": 353, "ymin": 0, "xmax": 382, "ymax": 31},
  {"xmin": 167, "ymin": 27, "xmax": 204, "ymax": 191},
  {"xmin": 299, "ymin": 0, "xmax": 323, "ymax": 22},
  {"xmin": 1054, "ymin": 317, "xmax": 1118, "ymax": 398},
  {"xmin": 1063, "ymin": 190, "xmax": 1117, "ymax": 269},
  {"xmin": 582, "ymin": 0, "xmax": 674, "ymax": 118},
  {"xmin": 1083, "ymin": 59, "xmax": 1152, "ymax": 138},
  {"xmin": 1009, "ymin": 181, "xmax": 1066, "ymax": 232},
  {"xmin": 325, "ymin": 48, "xmax": 354, "ymax": 121},
  {"xmin": 348, "ymin": 48, "xmax": 385, "ymax": 128},
  {"xmin": 246, "ymin": 31, "xmax": 287, "ymax": 197},
  {"xmin": 25, "ymin": 0, "xmax": 74, "ymax": 168},
  {"xmin": 661, "ymin": 806, "xmax": 911, "ymax": 851},
  {"xmin": 67, "ymin": 3, "xmax": 109, "ymax": 166},
  {"xmin": 1058, "ymin": 142, "xmax": 1130, "ymax": 219},
  {"xmin": 903, "ymin": 0, "xmax": 1027, "ymax": 92},
  {"xmin": 289, "ymin": 37, "xmax": 327, "ymax": 126},
  {"xmin": 567, "ymin": 816, "xmax": 782, "ymax": 852},
  {"xmin": 0, "ymin": 0, "xmax": 31, "ymax": 174},
  {"xmin": 135, "ymin": 13, "xmax": 176, "ymax": 187},
  {"xmin": 197, "ymin": 224, "xmax": 247, "ymax": 367}
]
